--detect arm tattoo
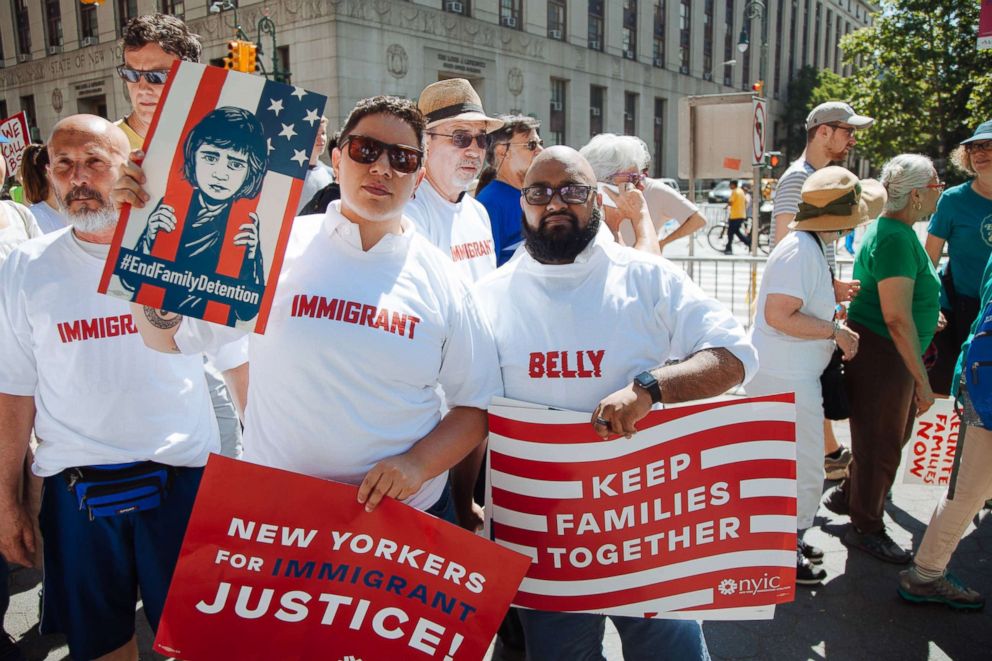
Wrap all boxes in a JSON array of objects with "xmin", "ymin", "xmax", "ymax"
[{"xmin": 143, "ymin": 306, "xmax": 183, "ymax": 330}]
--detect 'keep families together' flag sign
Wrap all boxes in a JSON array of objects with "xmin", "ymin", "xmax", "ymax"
[{"xmin": 485, "ymin": 394, "xmax": 798, "ymax": 620}]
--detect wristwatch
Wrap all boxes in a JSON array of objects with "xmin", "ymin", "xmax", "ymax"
[{"xmin": 634, "ymin": 371, "xmax": 663, "ymax": 404}]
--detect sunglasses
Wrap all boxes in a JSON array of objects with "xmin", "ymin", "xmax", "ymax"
[
  {"xmin": 965, "ymin": 141, "xmax": 992, "ymax": 154},
  {"xmin": 500, "ymin": 139, "xmax": 544, "ymax": 152},
  {"xmin": 522, "ymin": 184, "xmax": 594, "ymax": 205},
  {"xmin": 340, "ymin": 135, "xmax": 423, "ymax": 174},
  {"xmin": 116, "ymin": 65, "xmax": 170, "ymax": 85},
  {"xmin": 428, "ymin": 130, "xmax": 489, "ymax": 149},
  {"xmin": 607, "ymin": 172, "xmax": 645, "ymax": 186},
  {"xmin": 825, "ymin": 123, "xmax": 857, "ymax": 137}
]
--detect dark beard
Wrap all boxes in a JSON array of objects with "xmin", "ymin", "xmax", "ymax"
[{"xmin": 521, "ymin": 207, "xmax": 601, "ymax": 264}]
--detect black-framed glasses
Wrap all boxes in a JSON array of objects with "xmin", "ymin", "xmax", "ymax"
[
  {"xmin": 965, "ymin": 141, "xmax": 992, "ymax": 154},
  {"xmin": 340, "ymin": 135, "xmax": 424, "ymax": 174},
  {"xmin": 500, "ymin": 139, "xmax": 544, "ymax": 152},
  {"xmin": 427, "ymin": 130, "xmax": 489, "ymax": 149},
  {"xmin": 825, "ymin": 123, "xmax": 857, "ymax": 137},
  {"xmin": 607, "ymin": 171, "xmax": 645, "ymax": 186},
  {"xmin": 522, "ymin": 184, "xmax": 594, "ymax": 205},
  {"xmin": 116, "ymin": 65, "xmax": 170, "ymax": 85}
]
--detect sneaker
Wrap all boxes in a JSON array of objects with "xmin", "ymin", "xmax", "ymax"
[
  {"xmin": 722, "ymin": 248, "xmax": 733, "ymax": 255},
  {"xmin": 823, "ymin": 486, "xmax": 850, "ymax": 516},
  {"xmin": 843, "ymin": 526, "xmax": 912, "ymax": 564},
  {"xmin": 0, "ymin": 633, "xmax": 26, "ymax": 661},
  {"xmin": 824, "ymin": 446, "xmax": 852, "ymax": 480},
  {"xmin": 796, "ymin": 550, "xmax": 827, "ymax": 585},
  {"xmin": 898, "ymin": 568, "xmax": 985, "ymax": 610},
  {"xmin": 799, "ymin": 539, "xmax": 824, "ymax": 565}
]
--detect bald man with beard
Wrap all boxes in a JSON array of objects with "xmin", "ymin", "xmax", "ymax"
[
  {"xmin": 471, "ymin": 146, "xmax": 757, "ymax": 660},
  {"xmin": 0, "ymin": 115, "xmax": 232, "ymax": 661}
]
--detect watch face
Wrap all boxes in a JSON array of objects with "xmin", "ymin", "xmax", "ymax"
[{"xmin": 636, "ymin": 372, "xmax": 657, "ymax": 388}]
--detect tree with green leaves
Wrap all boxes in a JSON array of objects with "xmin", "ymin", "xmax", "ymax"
[{"xmin": 831, "ymin": 0, "xmax": 992, "ymax": 173}]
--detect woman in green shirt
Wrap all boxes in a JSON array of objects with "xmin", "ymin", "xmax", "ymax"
[{"xmin": 824, "ymin": 154, "xmax": 944, "ymax": 563}]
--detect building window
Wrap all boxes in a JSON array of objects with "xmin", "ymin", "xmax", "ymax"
[
  {"xmin": 19, "ymin": 94, "xmax": 38, "ymax": 141},
  {"xmin": 678, "ymin": 0, "xmax": 691, "ymax": 73},
  {"xmin": 118, "ymin": 0, "xmax": 138, "ymax": 34},
  {"xmin": 0, "ymin": 101, "xmax": 7, "ymax": 121},
  {"xmin": 824, "ymin": 9, "xmax": 832, "ymax": 70},
  {"xmin": 13, "ymin": 0, "xmax": 31, "ymax": 56},
  {"xmin": 835, "ymin": 14, "xmax": 842, "ymax": 73},
  {"xmin": 622, "ymin": 0, "xmax": 637, "ymax": 60},
  {"xmin": 500, "ymin": 0, "xmax": 522, "ymax": 29},
  {"xmin": 724, "ymin": 0, "xmax": 734, "ymax": 85},
  {"xmin": 802, "ymin": 0, "xmax": 810, "ymax": 66},
  {"xmin": 79, "ymin": 3, "xmax": 99, "ymax": 42},
  {"xmin": 814, "ymin": 2, "xmax": 821, "ymax": 69},
  {"xmin": 774, "ymin": 0, "xmax": 784, "ymax": 95},
  {"xmin": 550, "ymin": 78, "xmax": 567, "ymax": 145},
  {"xmin": 160, "ymin": 1, "xmax": 185, "ymax": 18},
  {"xmin": 703, "ymin": 0, "xmax": 713, "ymax": 79},
  {"xmin": 788, "ymin": 0, "xmax": 797, "ymax": 78},
  {"xmin": 588, "ymin": 0, "xmax": 604, "ymax": 50},
  {"xmin": 44, "ymin": 0, "xmax": 63, "ymax": 49},
  {"xmin": 741, "ymin": 26, "xmax": 751, "ymax": 89},
  {"xmin": 652, "ymin": 0, "xmax": 665, "ymax": 67},
  {"xmin": 548, "ymin": 0, "xmax": 566, "ymax": 39},
  {"xmin": 443, "ymin": 0, "xmax": 469, "ymax": 15},
  {"xmin": 624, "ymin": 92, "xmax": 638, "ymax": 136},
  {"xmin": 653, "ymin": 98, "xmax": 666, "ymax": 177},
  {"xmin": 590, "ymin": 85, "xmax": 605, "ymax": 137}
]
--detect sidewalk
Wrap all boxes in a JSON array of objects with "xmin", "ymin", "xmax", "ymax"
[{"xmin": 6, "ymin": 419, "xmax": 990, "ymax": 660}]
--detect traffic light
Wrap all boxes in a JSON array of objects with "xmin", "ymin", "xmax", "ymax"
[
  {"xmin": 752, "ymin": 80, "xmax": 764, "ymax": 95},
  {"xmin": 223, "ymin": 40, "xmax": 240, "ymax": 71},
  {"xmin": 244, "ymin": 42, "xmax": 260, "ymax": 74},
  {"xmin": 765, "ymin": 151, "xmax": 782, "ymax": 169}
]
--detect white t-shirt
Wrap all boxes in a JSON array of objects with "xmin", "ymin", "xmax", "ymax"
[
  {"xmin": 405, "ymin": 179, "xmax": 497, "ymax": 283},
  {"xmin": 474, "ymin": 236, "xmax": 757, "ymax": 412},
  {"xmin": 0, "ymin": 228, "xmax": 219, "ymax": 476},
  {"xmin": 619, "ymin": 177, "xmax": 699, "ymax": 246},
  {"xmin": 0, "ymin": 201, "xmax": 41, "ymax": 261},
  {"xmin": 749, "ymin": 231, "xmax": 836, "ymax": 377},
  {"xmin": 175, "ymin": 202, "xmax": 502, "ymax": 510},
  {"xmin": 28, "ymin": 201, "xmax": 66, "ymax": 235}
]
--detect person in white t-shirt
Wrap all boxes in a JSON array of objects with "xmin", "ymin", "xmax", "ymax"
[
  {"xmin": 473, "ymin": 146, "xmax": 757, "ymax": 660},
  {"xmin": 0, "ymin": 115, "xmax": 236, "ymax": 661},
  {"xmin": 17, "ymin": 143, "xmax": 66, "ymax": 234},
  {"xmin": 404, "ymin": 78, "xmax": 503, "ymax": 283},
  {"xmin": 118, "ymin": 96, "xmax": 502, "ymax": 517}
]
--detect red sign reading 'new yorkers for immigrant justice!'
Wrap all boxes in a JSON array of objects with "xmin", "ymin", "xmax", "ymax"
[
  {"xmin": 486, "ymin": 394, "xmax": 798, "ymax": 620},
  {"xmin": 154, "ymin": 456, "xmax": 531, "ymax": 660}
]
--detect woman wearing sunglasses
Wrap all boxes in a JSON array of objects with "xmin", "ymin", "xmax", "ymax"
[
  {"xmin": 924, "ymin": 120, "xmax": 992, "ymax": 395},
  {"xmin": 115, "ymin": 95, "xmax": 501, "ymax": 520}
]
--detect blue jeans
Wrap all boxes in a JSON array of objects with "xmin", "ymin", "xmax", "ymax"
[{"xmin": 519, "ymin": 609, "xmax": 710, "ymax": 661}]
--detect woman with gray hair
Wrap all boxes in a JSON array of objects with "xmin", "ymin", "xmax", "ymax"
[
  {"xmin": 579, "ymin": 134, "xmax": 706, "ymax": 253},
  {"xmin": 824, "ymin": 154, "xmax": 944, "ymax": 564}
]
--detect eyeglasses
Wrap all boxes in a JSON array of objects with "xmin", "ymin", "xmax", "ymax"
[
  {"xmin": 427, "ymin": 130, "xmax": 489, "ymax": 149},
  {"xmin": 924, "ymin": 181, "xmax": 947, "ymax": 191},
  {"xmin": 521, "ymin": 184, "xmax": 594, "ymax": 205},
  {"xmin": 965, "ymin": 141, "xmax": 992, "ymax": 154},
  {"xmin": 340, "ymin": 135, "xmax": 423, "ymax": 174},
  {"xmin": 116, "ymin": 65, "xmax": 170, "ymax": 85},
  {"xmin": 607, "ymin": 172, "xmax": 645, "ymax": 186},
  {"xmin": 500, "ymin": 139, "xmax": 544, "ymax": 152},
  {"xmin": 825, "ymin": 123, "xmax": 857, "ymax": 137}
]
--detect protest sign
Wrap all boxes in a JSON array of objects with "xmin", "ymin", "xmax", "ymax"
[
  {"xmin": 0, "ymin": 111, "xmax": 30, "ymax": 176},
  {"xmin": 155, "ymin": 456, "xmax": 530, "ymax": 661},
  {"xmin": 99, "ymin": 62, "xmax": 327, "ymax": 332},
  {"xmin": 901, "ymin": 397, "xmax": 960, "ymax": 486},
  {"xmin": 486, "ymin": 394, "xmax": 797, "ymax": 620}
]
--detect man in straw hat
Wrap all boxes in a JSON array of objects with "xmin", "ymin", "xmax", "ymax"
[
  {"xmin": 746, "ymin": 166, "xmax": 885, "ymax": 585},
  {"xmin": 406, "ymin": 78, "xmax": 504, "ymax": 283}
]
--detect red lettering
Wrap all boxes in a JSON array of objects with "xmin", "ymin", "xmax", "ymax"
[
  {"xmin": 343, "ymin": 300, "xmax": 361, "ymax": 324},
  {"xmin": 587, "ymin": 350, "xmax": 605, "ymax": 377},
  {"xmin": 106, "ymin": 317, "xmax": 121, "ymax": 337},
  {"xmin": 81, "ymin": 318, "xmax": 99, "ymax": 340},
  {"xmin": 529, "ymin": 353, "xmax": 545, "ymax": 378},
  {"xmin": 373, "ymin": 309, "xmax": 390, "ymax": 330},
  {"xmin": 546, "ymin": 351, "xmax": 561, "ymax": 378},
  {"xmin": 406, "ymin": 315, "xmax": 420, "ymax": 340},
  {"xmin": 560, "ymin": 350, "xmax": 576, "ymax": 378},
  {"xmin": 122, "ymin": 315, "xmax": 137, "ymax": 334},
  {"xmin": 295, "ymin": 295, "xmax": 318, "ymax": 317},
  {"xmin": 359, "ymin": 304, "xmax": 376, "ymax": 327},
  {"xmin": 528, "ymin": 350, "xmax": 606, "ymax": 379},
  {"xmin": 316, "ymin": 297, "xmax": 337, "ymax": 319},
  {"xmin": 57, "ymin": 322, "xmax": 68, "ymax": 343},
  {"xmin": 390, "ymin": 312, "xmax": 407, "ymax": 337}
]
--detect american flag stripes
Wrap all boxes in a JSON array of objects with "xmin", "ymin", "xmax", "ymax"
[{"xmin": 485, "ymin": 393, "xmax": 798, "ymax": 620}]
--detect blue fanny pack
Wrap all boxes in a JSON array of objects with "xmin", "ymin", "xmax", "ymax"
[
  {"xmin": 964, "ymin": 302, "xmax": 992, "ymax": 427},
  {"xmin": 64, "ymin": 461, "xmax": 174, "ymax": 520}
]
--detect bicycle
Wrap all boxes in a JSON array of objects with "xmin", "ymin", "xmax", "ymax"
[{"xmin": 706, "ymin": 219, "xmax": 771, "ymax": 255}]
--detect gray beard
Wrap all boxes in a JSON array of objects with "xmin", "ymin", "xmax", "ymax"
[{"xmin": 65, "ymin": 206, "xmax": 117, "ymax": 234}]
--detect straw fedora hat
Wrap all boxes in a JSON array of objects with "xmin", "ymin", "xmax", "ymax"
[
  {"xmin": 788, "ymin": 166, "xmax": 886, "ymax": 232},
  {"xmin": 418, "ymin": 78, "xmax": 504, "ymax": 133}
]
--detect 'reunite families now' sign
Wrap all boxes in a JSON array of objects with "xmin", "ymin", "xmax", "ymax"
[
  {"xmin": 901, "ymin": 397, "xmax": 960, "ymax": 487},
  {"xmin": 155, "ymin": 456, "xmax": 531, "ymax": 661},
  {"xmin": 486, "ymin": 394, "xmax": 798, "ymax": 621}
]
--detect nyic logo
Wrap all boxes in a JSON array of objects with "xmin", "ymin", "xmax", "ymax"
[{"xmin": 717, "ymin": 573, "xmax": 783, "ymax": 596}]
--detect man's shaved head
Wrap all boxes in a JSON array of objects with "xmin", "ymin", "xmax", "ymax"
[
  {"xmin": 524, "ymin": 145, "xmax": 597, "ymax": 188},
  {"xmin": 47, "ymin": 115, "xmax": 130, "ymax": 239}
]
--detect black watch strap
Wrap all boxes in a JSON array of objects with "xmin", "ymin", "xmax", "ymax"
[{"xmin": 634, "ymin": 371, "xmax": 662, "ymax": 404}]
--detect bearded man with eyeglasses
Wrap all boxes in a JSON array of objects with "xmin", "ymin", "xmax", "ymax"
[
  {"xmin": 405, "ymin": 79, "xmax": 503, "ymax": 282},
  {"xmin": 115, "ymin": 14, "xmax": 202, "ymax": 151},
  {"xmin": 472, "ymin": 146, "xmax": 755, "ymax": 660}
]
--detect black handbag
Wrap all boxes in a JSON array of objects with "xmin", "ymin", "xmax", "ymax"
[{"xmin": 820, "ymin": 348, "xmax": 850, "ymax": 420}]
